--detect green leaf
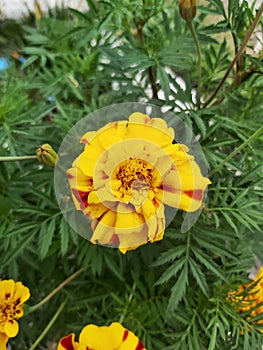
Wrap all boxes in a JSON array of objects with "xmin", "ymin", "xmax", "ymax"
[
  {"xmin": 189, "ymin": 258, "xmax": 208, "ymax": 296},
  {"xmin": 38, "ymin": 219, "xmax": 56, "ymax": 259},
  {"xmin": 167, "ymin": 263, "xmax": 189, "ymax": 311},
  {"xmin": 155, "ymin": 257, "xmax": 186, "ymax": 285},
  {"xmin": 191, "ymin": 247, "xmax": 226, "ymax": 281}
]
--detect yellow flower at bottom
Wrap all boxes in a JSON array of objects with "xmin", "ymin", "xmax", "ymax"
[
  {"xmin": 228, "ymin": 267, "xmax": 263, "ymax": 332},
  {"xmin": 0, "ymin": 279, "xmax": 30, "ymax": 350},
  {"xmin": 67, "ymin": 112, "xmax": 211, "ymax": 253},
  {"xmin": 57, "ymin": 322, "xmax": 146, "ymax": 350}
]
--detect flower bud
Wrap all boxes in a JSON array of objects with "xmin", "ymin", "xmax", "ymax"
[
  {"xmin": 36, "ymin": 144, "xmax": 58, "ymax": 167},
  {"xmin": 179, "ymin": 0, "xmax": 197, "ymax": 21}
]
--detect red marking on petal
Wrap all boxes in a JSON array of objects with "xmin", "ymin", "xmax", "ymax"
[
  {"xmin": 122, "ymin": 329, "xmax": 129, "ymax": 341},
  {"xmin": 184, "ymin": 189, "xmax": 203, "ymax": 201},
  {"xmin": 110, "ymin": 234, "xmax": 120, "ymax": 247},
  {"xmin": 5, "ymin": 293, "xmax": 11, "ymax": 299},
  {"xmin": 135, "ymin": 339, "xmax": 145, "ymax": 350},
  {"xmin": 15, "ymin": 298, "xmax": 21, "ymax": 305},
  {"xmin": 66, "ymin": 172, "xmax": 74, "ymax": 179},
  {"xmin": 71, "ymin": 188, "xmax": 88, "ymax": 209},
  {"xmin": 80, "ymin": 138, "xmax": 89, "ymax": 144},
  {"xmin": 60, "ymin": 334, "xmax": 75, "ymax": 350}
]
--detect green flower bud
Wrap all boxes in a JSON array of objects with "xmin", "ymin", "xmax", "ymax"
[
  {"xmin": 36, "ymin": 144, "xmax": 58, "ymax": 167},
  {"xmin": 179, "ymin": 0, "xmax": 197, "ymax": 21}
]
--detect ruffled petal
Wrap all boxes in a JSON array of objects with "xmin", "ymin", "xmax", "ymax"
[
  {"xmin": 125, "ymin": 114, "xmax": 174, "ymax": 148},
  {"xmin": 90, "ymin": 210, "xmax": 117, "ymax": 245},
  {"xmin": 13, "ymin": 282, "xmax": 30, "ymax": 307},
  {"xmin": 0, "ymin": 280, "xmax": 15, "ymax": 300},
  {"xmin": 0, "ymin": 332, "xmax": 8, "ymax": 350},
  {"xmin": 86, "ymin": 190, "xmax": 114, "ymax": 219},
  {"xmin": 67, "ymin": 167, "xmax": 93, "ymax": 192},
  {"xmin": 3, "ymin": 319, "xmax": 19, "ymax": 338},
  {"xmin": 79, "ymin": 324, "xmax": 113, "ymax": 349}
]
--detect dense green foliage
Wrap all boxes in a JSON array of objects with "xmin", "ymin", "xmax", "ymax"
[{"xmin": 0, "ymin": 0, "xmax": 263, "ymax": 349}]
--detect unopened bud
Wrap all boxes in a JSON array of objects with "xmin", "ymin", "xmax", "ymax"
[
  {"xmin": 179, "ymin": 0, "xmax": 197, "ymax": 21},
  {"xmin": 36, "ymin": 144, "xmax": 58, "ymax": 167}
]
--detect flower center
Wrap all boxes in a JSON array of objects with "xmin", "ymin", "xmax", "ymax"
[
  {"xmin": 115, "ymin": 158, "xmax": 153, "ymax": 191},
  {"xmin": 0, "ymin": 300, "xmax": 16, "ymax": 322}
]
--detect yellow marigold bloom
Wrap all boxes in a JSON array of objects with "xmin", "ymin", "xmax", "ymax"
[
  {"xmin": 67, "ymin": 112, "xmax": 210, "ymax": 253},
  {"xmin": 57, "ymin": 322, "xmax": 146, "ymax": 350},
  {"xmin": 0, "ymin": 279, "xmax": 30, "ymax": 350},
  {"xmin": 179, "ymin": 0, "xmax": 197, "ymax": 21},
  {"xmin": 229, "ymin": 267, "xmax": 263, "ymax": 332}
]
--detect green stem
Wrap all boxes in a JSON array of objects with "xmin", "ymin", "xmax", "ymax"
[
  {"xmin": 187, "ymin": 20, "xmax": 202, "ymax": 109},
  {"xmin": 0, "ymin": 155, "xmax": 37, "ymax": 161},
  {"xmin": 209, "ymin": 125, "xmax": 263, "ymax": 176},
  {"xmin": 28, "ymin": 268, "xmax": 84, "ymax": 313},
  {"xmin": 29, "ymin": 300, "xmax": 67, "ymax": 350},
  {"xmin": 119, "ymin": 282, "xmax": 136, "ymax": 324},
  {"xmin": 202, "ymin": 3, "xmax": 263, "ymax": 109}
]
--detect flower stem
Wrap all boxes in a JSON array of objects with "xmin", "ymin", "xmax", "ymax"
[
  {"xmin": 202, "ymin": 3, "xmax": 263, "ymax": 109},
  {"xmin": 209, "ymin": 125, "xmax": 263, "ymax": 176},
  {"xmin": 28, "ymin": 268, "xmax": 84, "ymax": 313},
  {"xmin": 29, "ymin": 300, "xmax": 67, "ymax": 350},
  {"xmin": 0, "ymin": 155, "xmax": 37, "ymax": 161},
  {"xmin": 187, "ymin": 20, "xmax": 202, "ymax": 109},
  {"xmin": 119, "ymin": 282, "xmax": 136, "ymax": 324}
]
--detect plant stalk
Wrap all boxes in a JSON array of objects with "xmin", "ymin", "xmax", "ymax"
[
  {"xmin": 0, "ymin": 155, "xmax": 37, "ymax": 161},
  {"xmin": 29, "ymin": 300, "xmax": 67, "ymax": 350},
  {"xmin": 28, "ymin": 268, "xmax": 84, "ymax": 313},
  {"xmin": 187, "ymin": 20, "xmax": 202, "ymax": 109},
  {"xmin": 202, "ymin": 3, "xmax": 263, "ymax": 109},
  {"xmin": 119, "ymin": 282, "xmax": 136, "ymax": 324},
  {"xmin": 209, "ymin": 125, "xmax": 263, "ymax": 176}
]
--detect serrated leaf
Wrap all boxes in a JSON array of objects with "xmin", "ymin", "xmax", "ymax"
[
  {"xmin": 189, "ymin": 258, "xmax": 208, "ymax": 296},
  {"xmin": 60, "ymin": 218, "xmax": 69, "ymax": 256},
  {"xmin": 191, "ymin": 247, "xmax": 226, "ymax": 281},
  {"xmin": 152, "ymin": 245, "xmax": 186, "ymax": 266},
  {"xmin": 167, "ymin": 263, "xmax": 189, "ymax": 311},
  {"xmin": 38, "ymin": 219, "xmax": 56, "ymax": 259},
  {"xmin": 155, "ymin": 257, "xmax": 186, "ymax": 285}
]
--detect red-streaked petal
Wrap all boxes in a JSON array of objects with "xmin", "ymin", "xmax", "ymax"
[{"xmin": 57, "ymin": 333, "xmax": 76, "ymax": 350}]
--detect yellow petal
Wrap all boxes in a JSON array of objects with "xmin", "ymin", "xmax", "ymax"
[
  {"xmin": 115, "ymin": 204, "xmax": 145, "ymax": 231},
  {"xmin": 108, "ymin": 322, "xmax": 126, "ymax": 348},
  {"xmin": 85, "ymin": 190, "xmax": 115, "ymax": 219},
  {"xmin": 0, "ymin": 280, "xmax": 15, "ymax": 300},
  {"xmin": 0, "ymin": 332, "xmax": 8, "ymax": 350},
  {"xmin": 3, "ymin": 319, "xmax": 19, "ymax": 338},
  {"xmin": 79, "ymin": 324, "xmax": 113, "ymax": 350},
  {"xmin": 118, "ymin": 229, "xmax": 148, "ymax": 253},
  {"xmin": 72, "ymin": 152, "xmax": 97, "ymax": 177},
  {"xmin": 13, "ymin": 282, "xmax": 30, "ymax": 305},
  {"xmin": 97, "ymin": 121, "xmax": 127, "ymax": 150},
  {"xmin": 90, "ymin": 210, "xmax": 116, "ymax": 245},
  {"xmin": 129, "ymin": 112, "xmax": 174, "ymax": 139},
  {"xmin": 67, "ymin": 167, "xmax": 93, "ymax": 192}
]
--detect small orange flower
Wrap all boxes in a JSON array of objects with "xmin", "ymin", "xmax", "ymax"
[
  {"xmin": 0, "ymin": 279, "xmax": 30, "ymax": 350},
  {"xmin": 229, "ymin": 267, "xmax": 263, "ymax": 332},
  {"xmin": 57, "ymin": 322, "xmax": 146, "ymax": 350}
]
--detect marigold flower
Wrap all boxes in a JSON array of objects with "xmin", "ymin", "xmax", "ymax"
[
  {"xmin": 57, "ymin": 322, "xmax": 146, "ymax": 350},
  {"xmin": 179, "ymin": 0, "xmax": 197, "ymax": 21},
  {"xmin": 67, "ymin": 112, "xmax": 210, "ymax": 253},
  {"xmin": 228, "ymin": 267, "xmax": 263, "ymax": 332},
  {"xmin": 0, "ymin": 279, "xmax": 30, "ymax": 350}
]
